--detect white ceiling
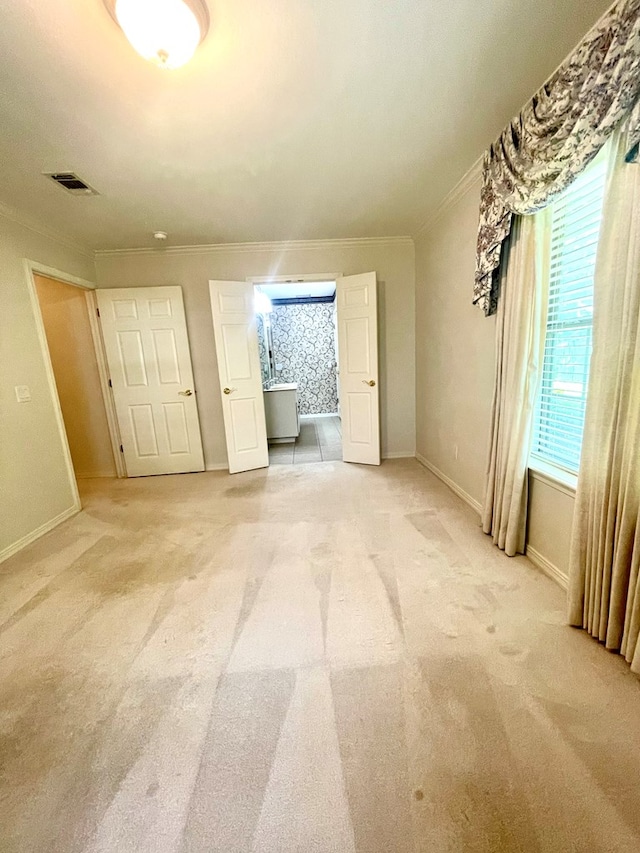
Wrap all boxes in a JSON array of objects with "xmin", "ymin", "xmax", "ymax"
[
  {"xmin": 257, "ymin": 281, "xmax": 336, "ymax": 300},
  {"xmin": 0, "ymin": 0, "xmax": 613, "ymax": 251}
]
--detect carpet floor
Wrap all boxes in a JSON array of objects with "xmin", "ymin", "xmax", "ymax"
[{"xmin": 1, "ymin": 459, "xmax": 640, "ymax": 852}]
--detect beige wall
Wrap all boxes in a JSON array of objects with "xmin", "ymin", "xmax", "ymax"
[
  {"xmin": 414, "ymin": 175, "xmax": 574, "ymax": 579},
  {"xmin": 34, "ymin": 275, "xmax": 115, "ymax": 479},
  {"xmin": 527, "ymin": 473, "xmax": 575, "ymax": 576},
  {"xmin": 414, "ymin": 177, "xmax": 495, "ymax": 504},
  {"xmin": 95, "ymin": 239, "xmax": 416, "ymax": 467},
  {"xmin": 0, "ymin": 215, "xmax": 96, "ymax": 559}
]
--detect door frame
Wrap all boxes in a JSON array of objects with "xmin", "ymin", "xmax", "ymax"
[
  {"xmin": 248, "ymin": 272, "xmax": 344, "ymax": 458},
  {"xmin": 23, "ymin": 261, "xmax": 125, "ymax": 499},
  {"xmin": 248, "ymin": 271, "xmax": 343, "ymax": 412},
  {"xmin": 248, "ymin": 273, "xmax": 342, "ymax": 285}
]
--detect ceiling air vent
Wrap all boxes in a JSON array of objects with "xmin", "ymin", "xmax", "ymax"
[{"xmin": 45, "ymin": 172, "xmax": 99, "ymax": 195}]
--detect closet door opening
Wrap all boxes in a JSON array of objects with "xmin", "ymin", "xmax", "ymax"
[{"xmin": 34, "ymin": 274, "xmax": 119, "ymax": 487}]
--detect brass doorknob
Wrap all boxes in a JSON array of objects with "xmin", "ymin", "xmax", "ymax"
[
  {"xmin": 223, "ymin": 387, "xmax": 236, "ymax": 395},
  {"xmin": 178, "ymin": 389, "xmax": 193, "ymax": 396},
  {"xmin": 362, "ymin": 379, "xmax": 376, "ymax": 387}
]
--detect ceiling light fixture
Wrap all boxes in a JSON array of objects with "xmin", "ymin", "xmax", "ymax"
[{"xmin": 104, "ymin": 0, "xmax": 209, "ymax": 69}]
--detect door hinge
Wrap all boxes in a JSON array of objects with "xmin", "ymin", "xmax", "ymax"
[
  {"xmin": 120, "ymin": 444, "xmax": 124, "ymax": 453},
  {"xmin": 96, "ymin": 307, "xmax": 100, "ymax": 317},
  {"xmin": 108, "ymin": 378, "xmax": 112, "ymax": 388}
]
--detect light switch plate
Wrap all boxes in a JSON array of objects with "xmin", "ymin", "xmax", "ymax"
[{"xmin": 15, "ymin": 385, "xmax": 31, "ymax": 402}]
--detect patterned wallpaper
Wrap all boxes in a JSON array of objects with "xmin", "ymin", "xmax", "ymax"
[{"xmin": 270, "ymin": 303, "xmax": 338, "ymax": 414}]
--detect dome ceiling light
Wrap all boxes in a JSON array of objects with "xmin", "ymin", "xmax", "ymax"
[{"xmin": 104, "ymin": 0, "xmax": 210, "ymax": 69}]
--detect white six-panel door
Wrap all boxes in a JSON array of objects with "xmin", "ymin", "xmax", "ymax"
[
  {"xmin": 97, "ymin": 286, "xmax": 205, "ymax": 477},
  {"xmin": 209, "ymin": 281, "xmax": 269, "ymax": 474},
  {"xmin": 336, "ymin": 272, "xmax": 380, "ymax": 465}
]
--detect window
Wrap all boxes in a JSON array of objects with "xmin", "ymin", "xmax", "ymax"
[{"xmin": 531, "ymin": 151, "xmax": 608, "ymax": 474}]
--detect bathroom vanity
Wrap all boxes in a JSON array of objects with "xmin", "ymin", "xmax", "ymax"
[{"xmin": 263, "ymin": 383, "xmax": 300, "ymax": 442}]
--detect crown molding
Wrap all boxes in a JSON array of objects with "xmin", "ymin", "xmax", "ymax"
[
  {"xmin": 0, "ymin": 200, "xmax": 94, "ymax": 259},
  {"xmin": 94, "ymin": 234, "xmax": 414, "ymax": 259},
  {"xmin": 413, "ymin": 156, "xmax": 483, "ymax": 240},
  {"xmin": 0, "ymin": 202, "xmax": 413, "ymax": 262}
]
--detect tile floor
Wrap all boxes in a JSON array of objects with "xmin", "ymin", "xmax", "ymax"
[{"xmin": 268, "ymin": 414, "xmax": 342, "ymax": 465}]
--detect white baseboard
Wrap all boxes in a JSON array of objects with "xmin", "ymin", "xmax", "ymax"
[
  {"xmin": 382, "ymin": 451, "xmax": 416, "ymax": 460},
  {"xmin": 414, "ymin": 455, "xmax": 569, "ymax": 592},
  {"xmin": 415, "ymin": 453, "xmax": 482, "ymax": 515},
  {"xmin": 205, "ymin": 462, "xmax": 228, "ymax": 472},
  {"xmin": 525, "ymin": 545, "xmax": 568, "ymax": 590},
  {"xmin": 0, "ymin": 504, "xmax": 80, "ymax": 565}
]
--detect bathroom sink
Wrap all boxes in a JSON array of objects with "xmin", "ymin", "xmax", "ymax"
[{"xmin": 264, "ymin": 382, "xmax": 298, "ymax": 391}]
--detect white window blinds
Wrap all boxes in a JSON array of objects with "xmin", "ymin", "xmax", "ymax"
[{"xmin": 532, "ymin": 153, "xmax": 607, "ymax": 473}]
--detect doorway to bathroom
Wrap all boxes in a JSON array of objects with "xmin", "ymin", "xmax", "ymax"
[
  {"xmin": 254, "ymin": 280, "xmax": 341, "ymax": 465},
  {"xmin": 208, "ymin": 272, "xmax": 379, "ymax": 474}
]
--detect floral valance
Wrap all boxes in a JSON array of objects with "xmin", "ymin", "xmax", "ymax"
[{"xmin": 475, "ymin": 0, "xmax": 640, "ymax": 315}]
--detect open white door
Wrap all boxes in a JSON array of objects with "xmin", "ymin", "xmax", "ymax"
[
  {"xmin": 209, "ymin": 281, "xmax": 269, "ymax": 474},
  {"xmin": 97, "ymin": 286, "xmax": 205, "ymax": 477},
  {"xmin": 336, "ymin": 272, "xmax": 380, "ymax": 465}
]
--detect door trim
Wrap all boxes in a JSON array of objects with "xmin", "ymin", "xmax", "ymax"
[
  {"xmin": 85, "ymin": 290, "xmax": 126, "ymax": 477},
  {"xmin": 23, "ymin": 260, "xmax": 124, "ymax": 515},
  {"xmin": 247, "ymin": 273, "xmax": 342, "ymax": 284},
  {"xmin": 246, "ymin": 272, "xmax": 345, "ymax": 460}
]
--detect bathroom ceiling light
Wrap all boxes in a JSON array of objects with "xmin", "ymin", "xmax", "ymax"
[{"xmin": 104, "ymin": 0, "xmax": 210, "ymax": 69}]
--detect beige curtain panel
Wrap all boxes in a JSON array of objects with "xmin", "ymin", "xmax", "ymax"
[
  {"xmin": 568, "ymin": 128, "xmax": 640, "ymax": 672},
  {"xmin": 482, "ymin": 212, "xmax": 550, "ymax": 556}
]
